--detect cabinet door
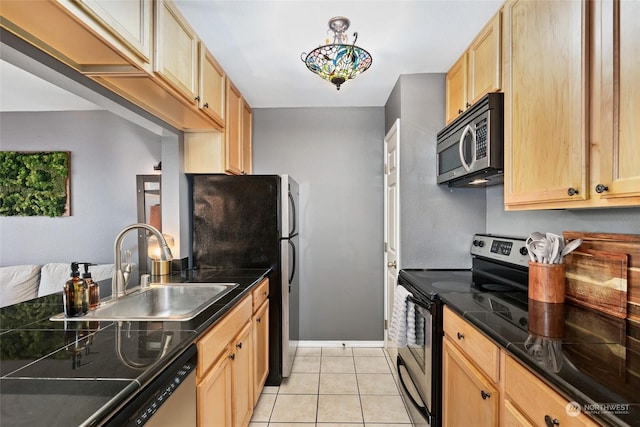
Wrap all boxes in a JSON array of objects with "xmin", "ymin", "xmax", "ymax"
[
  {"xmin": 197, "ymin": 351, "xmax": 233, "ymax": 427},
  {"xmin": 154, "ymin": 0, "xmax": 198, "ymax": 103},
  {"xmin": 225, "ymin": 80, "xmax": 243, "ymax": 175},
  {"xmin": 504, "ymin": 355, "xmax": 598, "ymax": 426},
  {"xmin": 503, "ymin": 0, "xmax": 589, "ymax": 207},
  {"xmin": 467, "ymin": 12, "xmax": 501, "ymax": 106},
  {"xmin": 200, "ymin": 44, "xmax": 226, "ymax": 126},
  {"xmin": 503, "ymin": 399, "xmax": 534, "ymax": 427},
  {"xmin": 74, "ymin": 0, "xmax": 152, "ymax": 66},
  {"xmin": 442, "ymin": 338, "xmax": 499, "ymax": 427},
  {"xmin": 594, "ymin": 0, "xmax": 640, "ymax": 201},
  {"xmin": 241, "ymin": 99, "xmax": 253, "ymax": 175},
  {"xmin": 253, "ymin": 300, "xmax": 269, "ymax": 404},
  {"xmin": 445, "ymin": 53, "xmax": 467, "ymax": 124},
  {"xmin": 443, "ymin": 307, "xmax": 500, "ymax": 383},
  {"xmin": 1, "ymin": 1, "xmax": 143, "ymax": 73},
  {"xmin": 232, "ymin": 322, "xmax": 254, "ymax": 427}
]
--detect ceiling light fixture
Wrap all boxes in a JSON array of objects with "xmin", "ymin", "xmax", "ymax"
[{"xmin": 301, "ymin": 16, "xmax": 372, "ymax": 91}]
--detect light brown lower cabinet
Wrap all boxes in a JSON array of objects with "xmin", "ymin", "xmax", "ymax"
[
  {"xmin": 503, "ymin": 354, "xmax": 598, "ymax": 427},
  {"xmin": 502, "ymin": 399, "xmax": 534, "ymax": 427},
  {"xmin": 443, "ymin": 307, "xmax": 599, "ymax": 426},
  {"xmin": 231, "ymin": 322, "xmax": 254, "ymax": 427},
  {"xmin": 197, "ymin": 351, "xmax": 233, "ymax": 427},
  {"xmin": 442, "ymin": 337, "xmax": 499, "ymax": 426},
  {"xmin": 253, "ymin": 298, "xmax": 269, "ymax": 404},
  {"xmin": 195, "ymin": 294, "xmax": 255, "ymax": 427}
]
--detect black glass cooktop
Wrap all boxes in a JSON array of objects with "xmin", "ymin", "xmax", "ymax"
[{"xmin": 398, "ymin": 269, "xmax": 523, "ymax": 302}]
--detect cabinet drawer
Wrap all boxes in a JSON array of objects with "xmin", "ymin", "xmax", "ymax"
[
  {"xmin": 197, "ymin": 294, "xmax": 252, "ymax": 379},
  {"xmin": 443, "ymin": 306, "xmax": 500, "ymax": 383},
  {"xmin": 252, "ymin": 278, "xmax": 269, "ymax": 311},
  {"xmin": 504, "ymin": 355, "xmax": 598, "ymax": 426}
]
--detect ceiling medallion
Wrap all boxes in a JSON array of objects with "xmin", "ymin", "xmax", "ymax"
[{"xmin": 301, "ymin": 16, "xmax": 372, "ymax": 91}]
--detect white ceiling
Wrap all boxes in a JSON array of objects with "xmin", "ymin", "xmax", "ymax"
[
  {"xmin": 0, "ymin": 0, "xmax": 503, "ymax": 112},
  {"xmin": 173, "ymin": 0, "xmax": 503, "ymax": 108}
]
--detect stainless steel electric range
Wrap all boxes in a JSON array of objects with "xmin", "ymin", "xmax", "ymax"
[{"xmin": 396, "ymin": 234, "xmax": 530, "ymax": 427}]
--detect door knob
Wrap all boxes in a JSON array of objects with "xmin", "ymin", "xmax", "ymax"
[{"xmin": 387, "ymin": 261, "xmax": 397, "ymax": 269}]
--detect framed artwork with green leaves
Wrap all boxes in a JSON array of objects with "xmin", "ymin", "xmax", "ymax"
[{"xmin": 0, "ymin": 151, "xmax": 70, "ymax": 217}]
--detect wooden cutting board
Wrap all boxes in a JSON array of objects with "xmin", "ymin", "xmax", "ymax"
[
  {"xmin": 564, "ymin": 249, "xmax": 628, "ymax": 318},
  {"xmin": 563, "ymin": 231, "xmax": 640, "ymax": 321}
]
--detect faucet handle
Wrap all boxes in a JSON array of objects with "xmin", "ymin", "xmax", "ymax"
[
  {"xmin": 122, "ymin": 249, "xmax": 132, "ymax": 287},
  {"xmin": 123, "ymin": 249, "xmax": 131, "ymax": 267}
]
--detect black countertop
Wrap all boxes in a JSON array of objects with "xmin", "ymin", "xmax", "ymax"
[
  {"xmin": 0, "ymin": 268, "xmax": 269, "ymax": 427},
  {"xmin": 439, "ymin": 292, "xmax": 640, "ymax": 427}
]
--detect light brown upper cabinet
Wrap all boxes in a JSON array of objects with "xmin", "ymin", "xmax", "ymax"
[
  {"xmin": 242, "ymin": 99, "xmax": 253, "ymax": 175},
  {"xmin": 1, "ymin": 0, "xmax": 152, "ymax": 74},
  {"xmin": 225, "ymin": 79, "xmax": 252, "ymax": 175},
  {"xmin": 199, "ymin": 44, "xmax": 226, "ymax": 127},
  {"xmin": 70, "ymin": 0, "xmax": 153, "ymax": 71},
  {"xmin": 591, "ymin": 0, "xmax": 640, "ymax": 205},
  {"xmin": 225, "ymin": 80, "xmax": 243, "ymax": 175},
  {"xmin": 503, "ymin": 0, "xmax": 640, "ymax": 210},
  {"xmin": 154, "ymin": 0, "xmax": 199, "ymax": 104},
  {"xmin": 445, "ymin": 12, "xmax": 501, "ymax": 124},
  {"xmin": 183, "ymin": 81, "xmax": 252, "ymax": 175},
  {"xmin": 445, "ymin": 53, "xmax": 468, "ymax": 125}
]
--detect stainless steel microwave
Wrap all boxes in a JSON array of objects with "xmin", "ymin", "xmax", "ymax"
[{"xmin": 436, "ymin": 92, "xmax": 504, "ymax": 187}]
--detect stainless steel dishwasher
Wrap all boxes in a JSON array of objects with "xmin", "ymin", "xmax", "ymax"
[{"xmin": 105, "ymin": 345, "xmax": 197, "ymax": 426}]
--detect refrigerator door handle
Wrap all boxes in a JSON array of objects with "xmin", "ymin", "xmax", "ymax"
[
  {"xmin": 288, "ymin": 191, "xmax": 297, "ymax": 237},
  {"xmin": 288, "ymin": 239, "xmax": 296, "ymax": 285}
]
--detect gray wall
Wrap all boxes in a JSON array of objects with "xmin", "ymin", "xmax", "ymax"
[
  {"xmin": 0, "ymin": 110, "xmax": 162, "ymax": 266},
  {"xmin": 386, "ymin": 74, "xmax": 486, "ymax": 269},
  {"xmin": 252, "ymin": 107, "xmax": 385, "ymax": 341},
  {"xmin": 486, "ymin": 186, "xmax": 640, "ymax": 236}
]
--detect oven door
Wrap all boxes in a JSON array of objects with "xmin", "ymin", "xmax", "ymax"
[{"xmin": 397, "ymin": 296, "xmax": 437, "ymax": 426}]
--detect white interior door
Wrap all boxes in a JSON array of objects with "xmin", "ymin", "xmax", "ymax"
[{"xmin": 384, "ymin": 119, "xmax": 400, "ymax": 351}]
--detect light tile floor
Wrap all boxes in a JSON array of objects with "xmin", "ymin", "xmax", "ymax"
[{"xmin": 250, "ymin": 346, "xmax": 412, "ymax": 426}]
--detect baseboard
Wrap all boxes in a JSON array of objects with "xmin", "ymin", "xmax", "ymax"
[{"xmin": 297, "ymin": 340, "xmax": 384, "ymax": 348}]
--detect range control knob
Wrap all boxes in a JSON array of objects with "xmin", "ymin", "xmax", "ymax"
[
  {"xmin": 519, "ymin": 247, "xmax": 528, "ymax": 256},
  {"xmin": 473, "ymin": 239, "xmax": 480, "ymax": 246},
  {"xmin": 477, "ymin": 240, "xmax": 485, "ymax": 248}
]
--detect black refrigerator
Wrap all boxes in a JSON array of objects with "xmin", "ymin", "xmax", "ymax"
[{"xmin": 190, "ymin": 174, "xmax": 299, "ymax": 385}]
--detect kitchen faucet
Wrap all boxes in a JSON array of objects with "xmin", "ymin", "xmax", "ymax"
[{"xmin": 112, "ymin": 223, "xmax": 173, "ymax": 299}]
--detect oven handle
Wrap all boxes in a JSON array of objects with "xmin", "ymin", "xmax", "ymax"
[
  {"xmin": 397, "ymin": 354, "xmax": 434, "ymax": 424},
  {"xmin": 408, "ymin": 295, "xmax": 432, "ymax": 311}
]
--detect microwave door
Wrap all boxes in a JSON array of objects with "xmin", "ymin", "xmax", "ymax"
[{"xmin": 437, "ymin": 133, "xmax": 465, "ymax": 184}]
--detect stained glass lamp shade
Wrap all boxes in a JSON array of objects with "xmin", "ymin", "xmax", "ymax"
[{"xmin": 301, "ymin": 17, "xmax": 372, "ymax": 90}]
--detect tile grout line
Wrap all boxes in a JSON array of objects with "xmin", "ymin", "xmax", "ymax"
[{"xmin": 257, "ymin": 347, "xmax": 411, "ymax": 426}]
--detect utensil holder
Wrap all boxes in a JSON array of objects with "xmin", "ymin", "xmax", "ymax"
[{"xmin": 528, "ymin": 262, "xmax": 566, "ymax": 303}]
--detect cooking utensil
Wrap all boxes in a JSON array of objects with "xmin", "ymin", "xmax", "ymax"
[
  {"xmin": 561, "ymin": 238, "xmax": 582, "ymax": 257},
  {"xmin": 526, "ymin": 240, "xmax": 538, "ymax": 262},
  {"xmin": 549, "ymin": 237, "xmax": 561, "ymax": 264}
]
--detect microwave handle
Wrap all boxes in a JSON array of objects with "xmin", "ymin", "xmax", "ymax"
[{"xmin": 459, "ymin": 124, "xmax": 476, "ymax": 172}]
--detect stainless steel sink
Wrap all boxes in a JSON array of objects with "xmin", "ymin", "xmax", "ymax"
[{"xmin": 51, "ymin": 283, "xmax": 238, "ymax": 322}]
